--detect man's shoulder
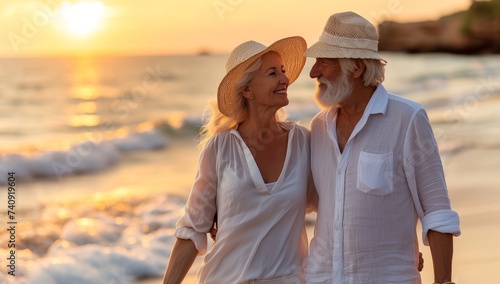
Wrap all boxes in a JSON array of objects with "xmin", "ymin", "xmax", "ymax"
[
  {"xmin": 385, "ymin": 91, "xmax": 424, "ymax": 113},
  {"xmin": 310, "ymin": 110, "xmax": 329, "ymax": 126},
  {"xmin": 309, "ymin": 111, "xmax": 331, "ymax": 140}
]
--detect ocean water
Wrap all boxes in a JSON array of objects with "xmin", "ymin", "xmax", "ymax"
[{"xmin": 0, "ymin": 53, "xmax": 499, "ymax": 283}]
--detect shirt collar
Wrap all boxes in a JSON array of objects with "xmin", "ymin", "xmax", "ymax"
[
  {"xmin": 323, "ymin": 84, "xmax": 389, "ymax": 145},
  {"xmin": 366, "ymin": 84, "xmax": 389, "ymax": 116}
]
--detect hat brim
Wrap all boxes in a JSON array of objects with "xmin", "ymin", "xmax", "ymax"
[
  {"xmin": 218, "ymin": 36, "xmax": 307, "ymax": 117},
  {"xmin": 304, "ymin": 41, "xmax": 386, "ymax": 62}
]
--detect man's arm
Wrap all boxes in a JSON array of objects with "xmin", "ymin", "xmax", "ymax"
[
  {"xmin": 162, "ymin": 238, "xmax": 199, "ymax": 284},
  {"xmin": 427, "ymin": 230, "xmax": 453, "ymax": 283}
]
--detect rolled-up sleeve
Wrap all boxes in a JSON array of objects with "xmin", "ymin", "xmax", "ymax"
[
  {"xmin": 421, "ymin": 209, "xmax": 460, "ymax": 244},
  {"xmin": 403, "ymin": 109, "xmax": 461, "ymax": 245},
  {"xmin": 174, "ymin": 138, "xmax": 218, "ymax": 255}
]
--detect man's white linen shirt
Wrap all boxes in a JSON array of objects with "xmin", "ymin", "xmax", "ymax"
[
  {"xmin": 306, "ymin": 84, "xmax": 461, "ymax": 284},
  {"xmin": 175, "ymin": 123, "xmax": 310, "ymax": 284}
]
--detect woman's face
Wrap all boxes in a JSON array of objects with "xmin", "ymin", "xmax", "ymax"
[{"xmin": 246, "ymin": 52, "xmax": 290, "ymax": 110}]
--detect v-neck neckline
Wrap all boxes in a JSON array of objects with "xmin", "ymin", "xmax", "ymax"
[{"xmin": 231, "ymin": 124, "xmax": 294, "ymax": 194}]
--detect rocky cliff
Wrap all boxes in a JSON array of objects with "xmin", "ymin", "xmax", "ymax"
[{"xmin": 378, "ymin": 0, "xmax": 500, "ymax": 54}]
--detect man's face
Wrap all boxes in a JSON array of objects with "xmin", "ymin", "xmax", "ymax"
[{"xmin": 310, "ymin": 58, "xmax": 352, "ymax": 108}]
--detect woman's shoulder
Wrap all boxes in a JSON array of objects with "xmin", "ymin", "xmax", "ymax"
[
  {"xmin": 202, "ymin": 129, "xmax": 236, "ymax": 150},
  {"xmin": 286, "ymin": 122, "xmax": 310, "ymax": 137},
  {"xmin": 296, "ymin": 123, "xmax": 311, "ymax": 134}
]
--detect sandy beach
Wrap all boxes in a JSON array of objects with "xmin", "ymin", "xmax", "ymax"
[{"xmin": 441, "ymin": 148, "xmax": 500, "ymax": 283}]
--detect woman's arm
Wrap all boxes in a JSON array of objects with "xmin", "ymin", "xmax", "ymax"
[
  {"xmin": 162, "ymin": 238, "xmax": 199, "ymax": 284},
  {"xmin": 306, "ymin": 172, "xmax": 318, "ymax": 213}
]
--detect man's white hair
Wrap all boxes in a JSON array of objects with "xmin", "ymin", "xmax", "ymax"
[{"xmin": 338, "ymin": 58, "xmax": 385, "ymax": 87}]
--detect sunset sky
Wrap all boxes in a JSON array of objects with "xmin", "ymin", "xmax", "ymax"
[{"xmin": 0, "ymin": 0, "xmax": 471, "ymax": 57}]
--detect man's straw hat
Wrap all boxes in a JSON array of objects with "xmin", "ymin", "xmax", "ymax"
[
  {"xmin": 305, "ymin": 11, "xmax": 386, "ymax": 62},
  {"xmin": 218, "ymin": 37, "xmax": 307, "ymax": 117}
]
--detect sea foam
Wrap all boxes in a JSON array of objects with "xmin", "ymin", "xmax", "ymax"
[
  {"xmin": 0, "ymin": 193, "xmax": 186, "ymax": 284},
  {"xmin": 0, "ymin": 129, "xmax": 168, "ymax": 185}
]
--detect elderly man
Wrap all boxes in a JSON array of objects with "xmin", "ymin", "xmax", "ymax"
[{"xmin": 304, "ymin": 12, "xmax": 461, "ymax": 284}]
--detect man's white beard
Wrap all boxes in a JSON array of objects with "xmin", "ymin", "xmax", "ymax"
[{"xmin": 314, "ymin": 72, "xmax": 352, "ymax": 109}]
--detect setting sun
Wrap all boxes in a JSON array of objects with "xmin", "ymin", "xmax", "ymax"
[{"xmin": 60, "ymin": 1, "xmax": 106, "ymax": 37}]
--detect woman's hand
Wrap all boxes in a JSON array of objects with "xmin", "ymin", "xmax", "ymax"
[{"xmin": 418, "ymin": 252, "xmax": 424, "ymax": 272}]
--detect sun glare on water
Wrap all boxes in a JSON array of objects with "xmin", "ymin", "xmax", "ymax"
[{"xmin": 60, "ymin": 1, "xmax": 107, "ymax": 37}]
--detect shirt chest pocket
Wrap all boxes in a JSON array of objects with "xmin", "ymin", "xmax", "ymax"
[{"xmin": 356, "ymin": 151, "xmax": 393, "ymax": 196}]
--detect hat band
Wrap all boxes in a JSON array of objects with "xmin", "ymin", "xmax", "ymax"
[{"xmin": 319, "ymin": 32, "xmax": 379, "ymax": 52}]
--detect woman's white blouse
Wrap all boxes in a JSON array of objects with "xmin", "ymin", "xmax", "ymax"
[{"xmin": 174, "ymin": 123, "xmax": 310, "ymax": 283}]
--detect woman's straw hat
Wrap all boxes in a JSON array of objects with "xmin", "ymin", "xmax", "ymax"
[
  {"xmin": 218, "ymin": 36, "xmax": 307, "ymax": 117},
  {"xmin": 304, "ymin": 11, "xmax": 386, "ymax": 62}
]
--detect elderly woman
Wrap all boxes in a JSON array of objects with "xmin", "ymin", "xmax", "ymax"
[{"xmin": 162, "ymin": 36, "xmax": 317, "ymax": 284}]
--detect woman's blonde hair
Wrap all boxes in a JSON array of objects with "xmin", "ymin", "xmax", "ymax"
[{"xmin": 199, "ymin": 52, "xmax": 287, "ymax": 148}]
